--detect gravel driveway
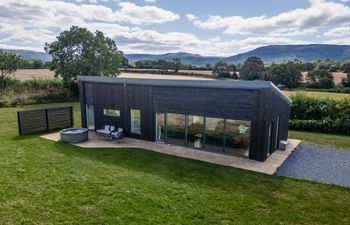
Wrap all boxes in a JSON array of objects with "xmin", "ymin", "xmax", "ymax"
[{"xmin": 277, "ymin": 144, "xmax": 350, "ymax": 187}]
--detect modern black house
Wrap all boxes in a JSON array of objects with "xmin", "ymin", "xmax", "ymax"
[{"xmin": 79, "ymin": 76, "xmax": 291, "ymax": 162}]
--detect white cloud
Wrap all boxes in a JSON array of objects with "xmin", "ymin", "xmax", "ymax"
[
  {"xmin": 324, "ymin": 26, "xmax": 350, "ymax": 37},
  {"xmin": 144, "ymin": 0, "xmax": 157, "ymax": 3},
  {"xmin": 186, "ymin": 14, "xmax": 197, "ymax": 22},
  {"xmin": 115, "ymin": 2, "xmax": 179, "ymax": 25},
  {"xmin": 187, "ymin": 0, "xmax": 350, "ymax": 36},
  {"xmin": 0, "ymin": 0, "xmax": 348, "ymax": 56},
  {"xmin": 324, "ymin": 37, "xmax": 350, "ymax": 44}
]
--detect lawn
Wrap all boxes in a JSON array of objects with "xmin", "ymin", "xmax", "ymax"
[
  {"xmin": 284, "ymin": 90, "xmax": 350, "ymax": 100},
  {"xmin": 0, "ymin": 102, "xmax": 350, "ymax": 224},
  {"xmin": 289, "ymin": 130, "xmax": 350, "ymax": 149}
]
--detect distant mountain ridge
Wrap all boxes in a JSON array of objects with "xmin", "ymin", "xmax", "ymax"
[
  {"xmin": 2, "ymin": 49, "xmax": 51, "ymax": 62},
  {"xmin": 125, "ymin": 52, "xmax": 224, "ymax": 66},
  {"xmin": 3, "ymin": 44, "xmax": 350, "ymax": 65},
  {"xmin": 223, "ymin": 44, "xmax": 350, "ymax": 64}
]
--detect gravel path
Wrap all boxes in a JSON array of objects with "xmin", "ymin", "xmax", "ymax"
[{"xmin": 277, "ymin": 144, "xmax": 350, "ymax": 187}]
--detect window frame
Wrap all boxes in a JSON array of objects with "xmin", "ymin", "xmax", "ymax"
[
  {"xmin": 103, "ymin": 108, "xmax": 121, "ymax": 118},
  {"xmin": 130, "ymin": 109, "xmax": 141, "ymax": 135}
]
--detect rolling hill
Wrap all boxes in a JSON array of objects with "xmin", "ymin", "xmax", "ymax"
[
  {"xmin": 3, "ymin": 44, "xmax": 350, "ymax": 65},
  {"xmin": 223, "ymin": 44, "xmax": 350, "ymax": 64},
  {"xmin": 125, "ymin": 52, "xmax": 223, "ymax": 66},
  {"xmin": 2, "ymin": 49, "xmax": 51, "ymax": 61}
]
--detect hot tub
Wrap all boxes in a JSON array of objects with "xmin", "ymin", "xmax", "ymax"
[{"xmin": 60, "ymin": 128, "xmax": 88, "ymax": 143}]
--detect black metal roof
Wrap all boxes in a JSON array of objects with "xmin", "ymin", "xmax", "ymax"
[{"xmin": 78, "ymin": 76, "xmax": 291, "ymax": 104}]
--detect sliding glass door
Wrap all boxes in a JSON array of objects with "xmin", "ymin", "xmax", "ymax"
[
  {"xmin": 155, "ymin": 112, "xmax": 250, "ymax": 157},
  {"xmin": 205, "ymin": 117, "xmax": 225, "ymax": 153},
  {"xmin": 187, "ymin": 115, "xmax": 204, "ymax": 149},
  {"xmin": 224, "ymin": 119, "xmax": 250, "ymax": 157},
  {"xmin": 166, "ymin": 113, "xmax": 186, "ymax": 146},
  {"xmin": 155, "ymin": 113, "xmax": 165, "ymax": 142}
]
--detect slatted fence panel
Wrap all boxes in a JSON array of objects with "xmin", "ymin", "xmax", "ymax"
[{"xmin": 18, "ymin": 107, "xmax": 73, "ymax": 135}]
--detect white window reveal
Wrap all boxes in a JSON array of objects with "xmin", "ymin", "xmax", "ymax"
[{"xmin": 103, "ymin": 109, "xmax": 121, "ymax": 117}]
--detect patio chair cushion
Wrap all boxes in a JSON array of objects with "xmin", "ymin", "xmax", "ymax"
[
  {"xmin": 111, "ymin": 128, "xmax": 124, "ymax": 140},
  {"xmin": 97, "ymin": 130, "xmax": 111, "ymax": 135},
  {"xmin": 110, "ymin": 126, "xmax": 115, "ymax": 131},
  {"xmin": 104, "ymin": 125, "xmax": 110, "ymax": 130}
]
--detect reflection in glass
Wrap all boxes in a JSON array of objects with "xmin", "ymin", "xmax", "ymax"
[
  {"xmin": 131, "ymin": 109, "xmax": 141, "ymax": 134},
  {"xmin": 156, "ymin": 113, "xmax": 165, "ymax": 142},
  {"xmin": 187, "ymin": 115, "xmax": 204, "ymax": 149},
  {"xmin": 86, "ymin": 105, "xmax": 95, "ymax": 130},
  {"xmin": 225, "ymin": 119, "xmax": 250, "ymax": 157},
  {"xmin": 205, "ymin": 117, "xmax": 224, "ymax": 152},
  {"xmin": 167, "ymin": 113, "xmax": 185, "ymax": 146}
]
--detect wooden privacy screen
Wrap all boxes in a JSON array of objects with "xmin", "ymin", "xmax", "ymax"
[{"xmin": 17, "ymin": 106, "xmax": 74, "ymax": 135}]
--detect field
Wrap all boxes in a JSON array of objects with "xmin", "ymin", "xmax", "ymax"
[
  {"xmin": 12, "ymin": 69, "xmax": 348, "ymax": 85},
  {"xmin": 284, "ymin": 90, "xmax": 350, "ymax": 100},
  {"xmin": 302, "ymin": 71, "xmax": 347, "ymax": 85},
  {"xmin": 12, "ymin": 69, "xmax": 212, "ymax": 81},
  {"xmin": 0, "ymin": 102, "xmax": 350, "ymax": 224}
]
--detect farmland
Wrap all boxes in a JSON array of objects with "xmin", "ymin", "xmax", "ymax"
[
  {"xmin": 12, "ymin": 69, "xmax": 213, "ymax": 81},
  {"xmin": 12, "ymin": 69, "xmax": 348, "ymax": 85}
]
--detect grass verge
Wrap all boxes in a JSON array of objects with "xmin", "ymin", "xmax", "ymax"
[{"xmin": 289, "ymin": 130, "xmax": 350, "ymax": 149}]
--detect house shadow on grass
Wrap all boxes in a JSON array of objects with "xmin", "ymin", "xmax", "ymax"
[{"xmin": 51, "ymin": 141, "xmax": 311, "ymax": 192}]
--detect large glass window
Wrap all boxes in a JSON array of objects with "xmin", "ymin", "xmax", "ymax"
[
  {"xmin": 156, "ymin": 113, "xmax": 165, "ymax": 142},
  {"xmin": 187, "ymin": 115, "xmax": 204, "ymax": 149},
  {"xmin": 103, "ymin": 108, "xmax": 120, "ymax": 117},
  {"xmin": 224, "ymin": 119, "xmax": 250, "ymax": 157},
  {"xmin": 166, "ymin": 113, "xmax": 186, "ymax": 146},
  {"xmin": 86, "ymin": 105, "xmax": 95, "ymax": 130},
  {"xmin": 130, "ymin": 109, "xmax": 141, "ymax": 134},
  {"xmin": 205, "ymin": 117, "xmax": 224, "ymax": 152}
]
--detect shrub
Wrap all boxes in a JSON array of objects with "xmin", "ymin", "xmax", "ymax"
[
  {"xmin": 0, "ymin": 76, "xmax": 20, "ymax": 89},
  {"xmin": 290, "ymin": 95, "xmax": 350, "ymax": 135},
  {"xmin": 301, "ymin": 87, "xmax": 350, "ymax": 93},
  {"xmin": 22, "ymin": 78, "xmax": 64, "ymax": 89}
]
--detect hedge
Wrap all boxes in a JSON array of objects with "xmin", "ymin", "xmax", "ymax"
[
  {"xmin": 300, "ymin": 87, "xmax": 350, "ymax": 94},
  {"xmin": 290, "ymin": 95, "xmax": 350, "ymax": 135}
]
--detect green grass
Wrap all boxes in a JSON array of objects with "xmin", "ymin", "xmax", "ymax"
[
  {"xmin": 0, "ymin": 103, "xmax": 350, "ymax": 224},
  {"xmin": 284, "ymin": 90, "xmax": 350, "ymax": 100},
  {"xmin": 289, "ymin": 130, "xmax": 350, "ymax": 149}
]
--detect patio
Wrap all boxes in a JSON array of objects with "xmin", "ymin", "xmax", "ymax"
[{"xmin": 41, "ymin": 131, "xmax": 300, "ymax": 175}]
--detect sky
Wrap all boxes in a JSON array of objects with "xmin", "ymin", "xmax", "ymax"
[{"xmin": 0, "ymin": 0, "xmax": 350, "ymax": 56}]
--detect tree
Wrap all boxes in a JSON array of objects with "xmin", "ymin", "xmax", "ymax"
[
  {"xmin": 173, "ymin": 58, "xmax": 181, "ymax": 73},
  {"xmin": 32, "ymin": 60, "xmax": 43, "ymax": 69},
  {"xmin": 45, "ymin": 26, "xmax": 123, "ymax": 85},
  {"xmin": 212, "ymin": 61, "xmax": 231, "ymax": 78},
  {"xmin": 304, "ymin": 62, "xmax": 315, "ymax": 72},
  {"xmin": 229, "ymin": 64, "xmax": 238, "ymax": 79},
  {"xmin": 240, "ymin": 56, "xmax": 265, "ymax": 80},
  {"xmin": 0, "ymin": 50, "xmax": 21, "ymax": 88},
  {"xmin": 205, "ymin": 64, "xmax": 212, "ymax": 70},
  {"xmin": 341, "ymin": 62, "xmax": 350, "ymax": 74},
  {"xmin": 284, "ymin": 62, "xmax": 303, "ymax": 88},
  {"xmin": 307, "ymin": 69, "xmax": 334, "ymax": 89},
  {"xmin": 341, "ymin": 62, "xmax": 350, "ymax": 87}
]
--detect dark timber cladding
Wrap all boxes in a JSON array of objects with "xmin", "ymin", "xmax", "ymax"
[{"xmin": 79, "ymin": 76, "xmax": 291, "ymax": 162}]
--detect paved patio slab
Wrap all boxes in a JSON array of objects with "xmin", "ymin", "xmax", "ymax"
[{"xmin": 41, "ymin": 132, "xmax": 300, "ymax": 175}]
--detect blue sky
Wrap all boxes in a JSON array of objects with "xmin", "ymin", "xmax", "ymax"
[{"xmin": 0, "ymin": 0, "xmax": 350, "ymax": 56}]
